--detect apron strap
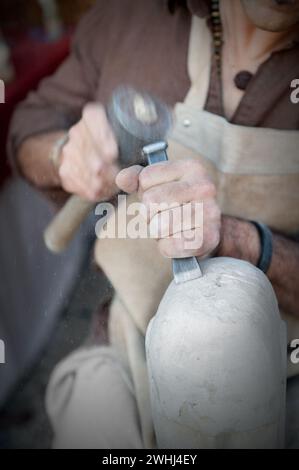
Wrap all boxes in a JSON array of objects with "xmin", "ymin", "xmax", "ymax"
[
  {"xmin": 171, "ymin": 104, "xmax": 299, "ymax": 175},
  {"xmin": 185, "ymin": 15, "xmax": 212, "ymax": 110}
]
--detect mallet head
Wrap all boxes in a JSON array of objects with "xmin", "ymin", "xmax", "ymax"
[{"xmin": 107, "ymin": 85, "xmax": 173, "ymax": 167}]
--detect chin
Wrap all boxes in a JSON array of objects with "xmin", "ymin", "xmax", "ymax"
[
  {"xmin": 253, "ymin": 17, "xmax": 299, "ymax": 32},
  {"xmin": 241, "ymin": 0, "xmax": 299, "ymax": 32}
]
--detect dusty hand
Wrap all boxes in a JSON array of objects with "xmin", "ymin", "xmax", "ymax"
[
  {"xmin": 59, "ymin": 103, "xmax": 119, "ymax": 201},
  {"xmin": 116, "ymin": 159, "xmax": 221, "ymax": 258}
]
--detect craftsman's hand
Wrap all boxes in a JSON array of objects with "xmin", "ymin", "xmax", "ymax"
[
  {"xmin": 116, "ymin": 160, "xmax": 221, "ymax": 258},
  {"xmin": 59, "ymin": 103, "xmax": 119, "ymax": 201}
]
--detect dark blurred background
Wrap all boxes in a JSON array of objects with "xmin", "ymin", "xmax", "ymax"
[{"xmin": 0, "ymin": 0, "xmax": 111, "ymax": 449}]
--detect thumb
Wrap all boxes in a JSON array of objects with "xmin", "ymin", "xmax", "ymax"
[{"xmin": 115, "ymin": 165, "xmax": 143, "ymax": 194}]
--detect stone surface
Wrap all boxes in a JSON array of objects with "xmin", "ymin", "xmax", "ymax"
[{"xmin": 146, "ymin": 257, "xmax": 287, "ymax": 449}]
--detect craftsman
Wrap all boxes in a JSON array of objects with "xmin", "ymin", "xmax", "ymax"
[{"xmin": 8, "ymin": 0, "xmax": 299, "ymax": 448}]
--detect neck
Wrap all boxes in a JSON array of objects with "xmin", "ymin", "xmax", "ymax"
[{"xmin": 220, "ymin": 0, "xmax": 295, "ymax": 62}]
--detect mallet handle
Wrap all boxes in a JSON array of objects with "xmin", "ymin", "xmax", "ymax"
[{"xmin": 44, "ymin": 195, "xmax": 93, "ymax": 253}]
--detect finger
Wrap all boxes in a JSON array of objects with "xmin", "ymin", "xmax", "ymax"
[
  {"xmin": 60, "ymin": 147, "xmax": 115, "ymax": 201},
  {"xmin": 138, "ymin": 159, "xmax": 206, "ymax": 192},
  {"xmin": 87, "ymin": 162, "xmax": 119, "ymax": 201},
  {"xmin": 99, "ymin": 162, "xmax": 120, "ymax": 199},
  {"xmin": 82, "ymin": 103, "xmax": 109, "ymax": 144},
  {"xmin": 59, "ymin": 165, "xmax": 89, "ymax": 198},
  {"xmin": 59, "ymin": 147, "xmax": 89, "ymax": 194},
  {"xmin": 82, "ymin": 103, "xmax": 118, "ymax": 163},
  {"xmin": 157, "ymin": 227, "xmax": 204, "ymax": 258},
  {"xmin": 149, "ymin": 202, "xmax": 203, "ymax": 239},
  {"xmin": 116, "ymin": 165, "xmax": 143, "ymax": 193},
  {"xmin": 142, "ymin": 178, "xmax": 212, "ymax": 221}
]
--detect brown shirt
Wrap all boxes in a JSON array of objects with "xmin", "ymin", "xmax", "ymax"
[{"xmin": 8, "ymin": 0, "xmax": 299, "ymax": 162}]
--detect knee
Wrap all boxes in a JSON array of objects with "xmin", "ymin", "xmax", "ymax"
[{"xmin": 46, "ymin": 346, "xmax": 143, "ymax": 449}]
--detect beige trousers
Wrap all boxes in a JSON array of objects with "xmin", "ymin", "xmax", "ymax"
[{"xmin": 46, "ymin": 346, "xmax": 144, "ymax": 449}]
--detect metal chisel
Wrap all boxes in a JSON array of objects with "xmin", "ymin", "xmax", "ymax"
[{"xmin": 142, "ymin": 141, "xmax": 203, "ymax": 284}]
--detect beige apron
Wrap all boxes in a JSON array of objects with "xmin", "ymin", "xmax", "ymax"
[{"xmin": 94, "ymin": 16, "xmax": 299, "ymax": 448}]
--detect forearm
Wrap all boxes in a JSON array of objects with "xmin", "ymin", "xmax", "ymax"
[
  {"xmin": 218, "ymin": 215, "xmax": 299, "ymax": 318},
  {"xmin": 17, "ymin": 131, "xmax": 67, "ymax": 189}
]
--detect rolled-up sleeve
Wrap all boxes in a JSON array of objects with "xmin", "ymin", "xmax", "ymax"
[{"xmin": 7, "ymin": 2, "xmax": 103, "ymax": 169}]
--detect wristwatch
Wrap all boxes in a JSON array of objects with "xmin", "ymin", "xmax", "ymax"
[{"xmin": 49, "ymin": 133, "xmax": 69, "ymax": 170}]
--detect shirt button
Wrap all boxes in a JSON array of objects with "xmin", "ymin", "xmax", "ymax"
[{"xmin": 183, "ymin": 119, "xmax": 191, "ymax": 128}]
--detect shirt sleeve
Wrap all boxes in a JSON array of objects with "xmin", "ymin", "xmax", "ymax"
[{"xmin": 7, "ymin": 1, "xmax": 104, "ymax": 171}]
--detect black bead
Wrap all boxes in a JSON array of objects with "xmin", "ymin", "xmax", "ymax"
[{"xmin": 234, "ymin": 71, "xmax": 253, "ymax": 91}]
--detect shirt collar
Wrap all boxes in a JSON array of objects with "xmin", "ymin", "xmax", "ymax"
[
  {"xmin": 167, "ymin": 0, "xmax": 211, "ymax": 17},
  {"xmin": 186, "ymin": 0, "xmax": 210, "ymax": 17},
  {"xmin": 167, "ymin": 1, "xmax": 299, "ymax": 52}
]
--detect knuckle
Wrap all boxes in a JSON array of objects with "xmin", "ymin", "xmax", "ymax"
[
  {"xmin": 60, "ymin": 180, "xmax": 71, "ymax": 193},
  {"xmin": 58, "ymin": 162, "xmax": 68, "ymax": 181},
  {"xmin": 209, "ymin": 231, "xmax": 220, "ymax": 251},
  {"xmin": 92, "ymin": 158, "xmax": 103, "ymax": 175},
  {"xmin": 159, "ymin": 213, "xmax": 171, "ymax": 238},
  {"xmin": 191, "ymin": 181, "xmax": 203, "ymax": 198},
  {"xmin": 212, "ymin": 204, "xmax": 221, "ymax": 222},
  {"xmin": 109, "ymin": 140, "xmax": 119, "ymax": 159},
  {"xmin": 141, "ymin": 192, "xmax": 151, "ymax": 207},
  {"xmin": 205, "ymin": 180, "xmax": 217, "ymax": 198},
  {"xmin": 158, "ymin": 240, "xmax": 173, "ymax": 258},
  {"xmin": 82, "ymin": 178, "xmax": 103, "ymax": 201},
  {"xmin": 60, "ymin": 175, "xmax": 73, "ymax": 194},
  {"xmin": 193, "ymin": 180, "xmax": 216, "ymax": 200},
  {"xmin": 138, "ymin": 167, "xmax": 151, "ymax": 191},
  {"xmin": 204, "ymin": 227, "xmax": 220, "ymax": 252},
  {"xmin": 142, "ymin": 188, "xmax": 159, "ymax": 207},
  {"xmin": 68, "ymin": 124, "xmax": 79, "ymax": 141},
  {"xmin": 185, "ymin": 158, "xmax": 203, "ymax": 173},
  {"xmin": 213, "ymin": 231, "xmax": 221, "ymax": 248},
  {"xmin": 82, "ymin": 104, "xmax": 92, "ymax": 120},
  {"xmin": 61, "ymin": 144, "xmax": 71, "ymax": 162},
  {"xmin": 102, "ymin": 141, "xmax": 118, "ymax": 161},
  {"xmin": 92, "ymin": 179, "xmax": 103, "ymax": 197},
  {"xmin": 204, "ymin": 199, "xmax": 221, "ymax": 220},
  {"xmin": 88, "ymin": 189, "xmax": 101, "ymax": 201},
  {"xmin": 83, "ymin": 102, "xmax": 104, "ymax": 121}
]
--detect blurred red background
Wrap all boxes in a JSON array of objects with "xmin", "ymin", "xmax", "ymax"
[{"xmin": 0, "ymin": 0, "xmax": 95, "ymax": 186}]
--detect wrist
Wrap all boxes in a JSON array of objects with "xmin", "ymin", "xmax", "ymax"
[
  {"xmin": 49, "ymin": 133, "xmax": 68, "ymax": 186},
  {"xmin": 217, "ymin": 215, "xmax": 260, "ymax": 266}
]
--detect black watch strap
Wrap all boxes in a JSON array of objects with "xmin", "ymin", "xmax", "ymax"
[{"xmin": 251, "ymin": 221, "xmax": 273, "ymax": 274}]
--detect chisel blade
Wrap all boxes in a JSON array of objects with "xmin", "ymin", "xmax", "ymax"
[{"xmin": 172, "ymin": 257, "xmax": 203, "ymax": 284}]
